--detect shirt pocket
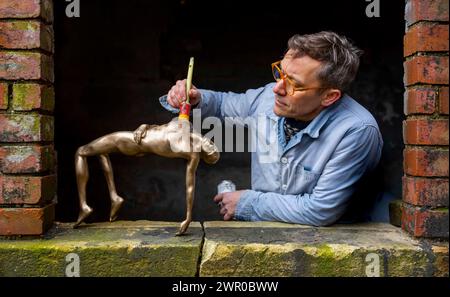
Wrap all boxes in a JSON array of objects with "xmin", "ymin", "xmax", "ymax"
[{"xmin": 292, "ymin": 164, "xmax": 321, "ymax": 194}]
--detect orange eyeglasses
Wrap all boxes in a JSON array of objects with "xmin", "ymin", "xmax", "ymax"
[{"xmin": 271, "ymin": 60, "xmax": 326, "ymax": 95}]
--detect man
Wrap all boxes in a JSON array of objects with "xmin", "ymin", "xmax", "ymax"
[{"xmin": 158, "ymin": 31, "xmax": 383, "ymax": 226}]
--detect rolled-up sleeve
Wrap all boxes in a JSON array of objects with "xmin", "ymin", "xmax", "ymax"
[
  {"xmin": 235, "ymin": 125, "xmax": 383, "ymax": 226},
  {"xmin": 159, "ymin": 84, "xmax": 271, "ymax": 119}
]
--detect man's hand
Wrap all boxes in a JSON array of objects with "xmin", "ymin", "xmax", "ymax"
[
  {"xmin": 213, "ymin": 190, "xmax": 245, "ymax": 221},
  {"xmin": 167, "ymin": 79, "xmax": 202, "ymax": 108},
  {"xmin": 133, "ymin": 124, "xmax": 148, "ymax": 144}
]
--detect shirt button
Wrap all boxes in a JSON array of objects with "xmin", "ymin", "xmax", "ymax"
[
  {"xmin": 281, "ymin": 184, "xmax": 288, "ymax": 190},
  {"xmin": 281, "ymin": 157, "xmax": 288, "ymax": 164}
]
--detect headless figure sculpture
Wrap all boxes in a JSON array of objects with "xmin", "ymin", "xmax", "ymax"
[{"xmin": 74, "ymin": 118, "xmax": 220, "ymax": 235}]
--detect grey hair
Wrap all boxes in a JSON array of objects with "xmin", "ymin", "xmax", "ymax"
[{"xmin": 287, "ymin": 31, "xmax": 363, "ymax": 91}]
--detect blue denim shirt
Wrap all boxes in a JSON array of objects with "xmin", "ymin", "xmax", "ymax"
[{"xmin": 159, "ymin": 83, "xmax": 383, "ymax": 226}]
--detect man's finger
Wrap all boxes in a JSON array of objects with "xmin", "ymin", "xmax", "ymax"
[
  {"xmin": 219, "ymin": 207, "xmax": 227, "ymax": 215},
  {"xmin": 213, "ymin": 193, "xmax": 223, "ymax": 203},
  {"xmin": 176, "ymin": 83, "xmax": 184, "ymax": 97},
  {"xmin": 189, "ymin": 88, "xmax": 198, "ymax": 97},
  {"xmin": 167, "ymin": 91, "xmax": 173, "ymax": 102},
  {"xmin": 223, "ymin": 213, "xmax": 233, "ymax": 221},
  {"xmin": 167, "ymin": 96, "xmax": 178, "ymax": 108},
  {"xmin": 169, "ymin": 89, "xmax": 179, "ymax": 105},
  {"xmin": 177, "ymin": 79, "xmax": 186, "ymax": 88}
]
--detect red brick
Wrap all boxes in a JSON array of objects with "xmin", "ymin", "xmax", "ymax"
[
  {"xmin": 403, "ymin": 119, "xmax": 449, "ymax": 145},
  {"xmin": 0, "ymin": 175, "xmax": 56, "ymax": 204},
  {"xmin": 0, "ymin": 0, "xmax": 53, "ymax": 23},
  {"xmin": 405, "ymin": 0, "xmax": 449, "ymax": 26},
  {"xmin": 404, "ymin": 56, "xmax": 449, "ymax": 86},
  {"xmin": 404, "ymin": 23, "xmax": 449, "ymax": 57},
  {"xmin": 0, "ymin": 51, "xmax": 53, "ymax": 82},
  {"xmin": 0, "ymin": 203, "xmax": 55, "ymax": 235},
  {"xmin": 0, "ymin": 21, "xmax": 53, "ymax": 52},
  {"xmin": 404, "ymin": 87, "xmax": 437, "ymax": 115},
  {"xmin": 0, "ymin": 114, "xmax": 53, "ymax": 142},
  {"xmin": 403, "ymin": 176, "xmax": 449, "ymax": 207},
  {"xmin": 404, "ymin": 147, "xmax": 449, "ymax": 177},
  {"xmin": 0, "ymin": 145, "xmax": 54, "ymax": 173},
  {"xmin": 0, "ymin": 83, "xmax": 7, "ymax": 109},
  {"xmin": 439, "ymin": 86, "xmax": 449, "ymax": 115},
  {"xmin": 12, "ymin": 83, "xmax": 54, "ymax": 111},
  {"xmin": 402, "ymin": 203, "xmax": 449, "ymax": 238}
]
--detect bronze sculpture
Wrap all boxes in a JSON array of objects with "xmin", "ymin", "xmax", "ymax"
[{"xmin": 74, "ymin": 118, "xmax": 220, "ymax": 235}]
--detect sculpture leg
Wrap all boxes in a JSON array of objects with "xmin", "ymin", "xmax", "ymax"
[
  {"xmin": 74, "ymin": 147, "xmax": 94, "ymax": 228},
  {"xmin": 177, "ymin": 156, "xmax": 199, "ymax": 236},
  {"xmin": 98, "ymin": 154, "xmax": 124, "ymax": 222},
  {"xmin": 72, "ymin": 132, "xmax": 144, "ymax": 228}
]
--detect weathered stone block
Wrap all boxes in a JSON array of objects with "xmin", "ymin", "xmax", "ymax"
[
  {"xmin": 431, "ymin": 243, "xmax": 449, "ymax": 277},
  {"xmin": 200, "ymin": 221, "xmax": 448, "ymax": 276},
  {"xmin": 0, "ymin": 221, "xmax": 203, "ymax": 276}
]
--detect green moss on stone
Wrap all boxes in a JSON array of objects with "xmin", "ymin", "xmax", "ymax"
[
  {"xmin": 12, "ymin": 84, "xmax": 32, "ymax": 109},
  {"xmin": 386, "ymin": 248, "xmax": 429, "ymax": 276},
  {"xmin": 1, "ymin": 222, "xmax": 446, "ymax": 277},
  {"xmin": 433, "ymin": 208, "xmax": 448, "ymax": 213},
  {"xmin": 0, "ymin": 223, "xmax": 203, "ymax": 276},
  {"xmin": 12, "ymin": 21, "xmax": 38, "ymax": 31}
]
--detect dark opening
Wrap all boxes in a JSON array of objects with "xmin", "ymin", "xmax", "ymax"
[{"xmin": 54, "ymin": 0, "xmax": 404, "ymax": 223}]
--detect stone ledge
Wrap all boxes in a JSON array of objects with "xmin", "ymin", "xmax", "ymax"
[
  {"xmin": 0, "ymin": 221, "xmax": 447, "ymax": 277},
  {"xmin": 0, "ymin": 221, "xmax": 203, "ymax": 276},
  {"xmin": 200, "ymin": 221, "xmax": 448, "ymax": 277}
]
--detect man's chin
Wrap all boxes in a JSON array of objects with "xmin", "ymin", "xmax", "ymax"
[{"xmin": 273, "ymin": 106, "xmax": 288, "ymax": 117}]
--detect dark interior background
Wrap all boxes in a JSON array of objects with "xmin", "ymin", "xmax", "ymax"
[{"xmin": 54, "ymin": 0, "xmax": 404, "ymax": 223}]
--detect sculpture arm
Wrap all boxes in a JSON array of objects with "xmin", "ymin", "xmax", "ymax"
[{"xmin": 177, "ymin": 155, "xmax": 200, "ymax": 235}]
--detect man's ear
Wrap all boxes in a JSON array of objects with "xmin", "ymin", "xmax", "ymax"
[{"xmin": 321, "ymin": 89, "xmax": 342, "ymax": 107}]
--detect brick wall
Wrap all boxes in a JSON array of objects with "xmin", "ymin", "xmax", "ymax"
[
  {"xmin": 0, "ymin": 0, "xmax": 447, "ymax": 238},
  {"xmin": 402, "ymin": 0, "xmax": 449, "ymax": 238},
  {"xmin": 0, "ymin": 0, "xmax": 55, "ymax": 235}
]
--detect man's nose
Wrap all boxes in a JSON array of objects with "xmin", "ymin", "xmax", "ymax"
[{"xmin": 273, "ymin": 80, "xmax": 287, "ymax": 96}]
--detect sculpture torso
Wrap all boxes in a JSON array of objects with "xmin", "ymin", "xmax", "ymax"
[{"xmin": 152, "ymin": 120, "xmax": 202, "ymax": 157}]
